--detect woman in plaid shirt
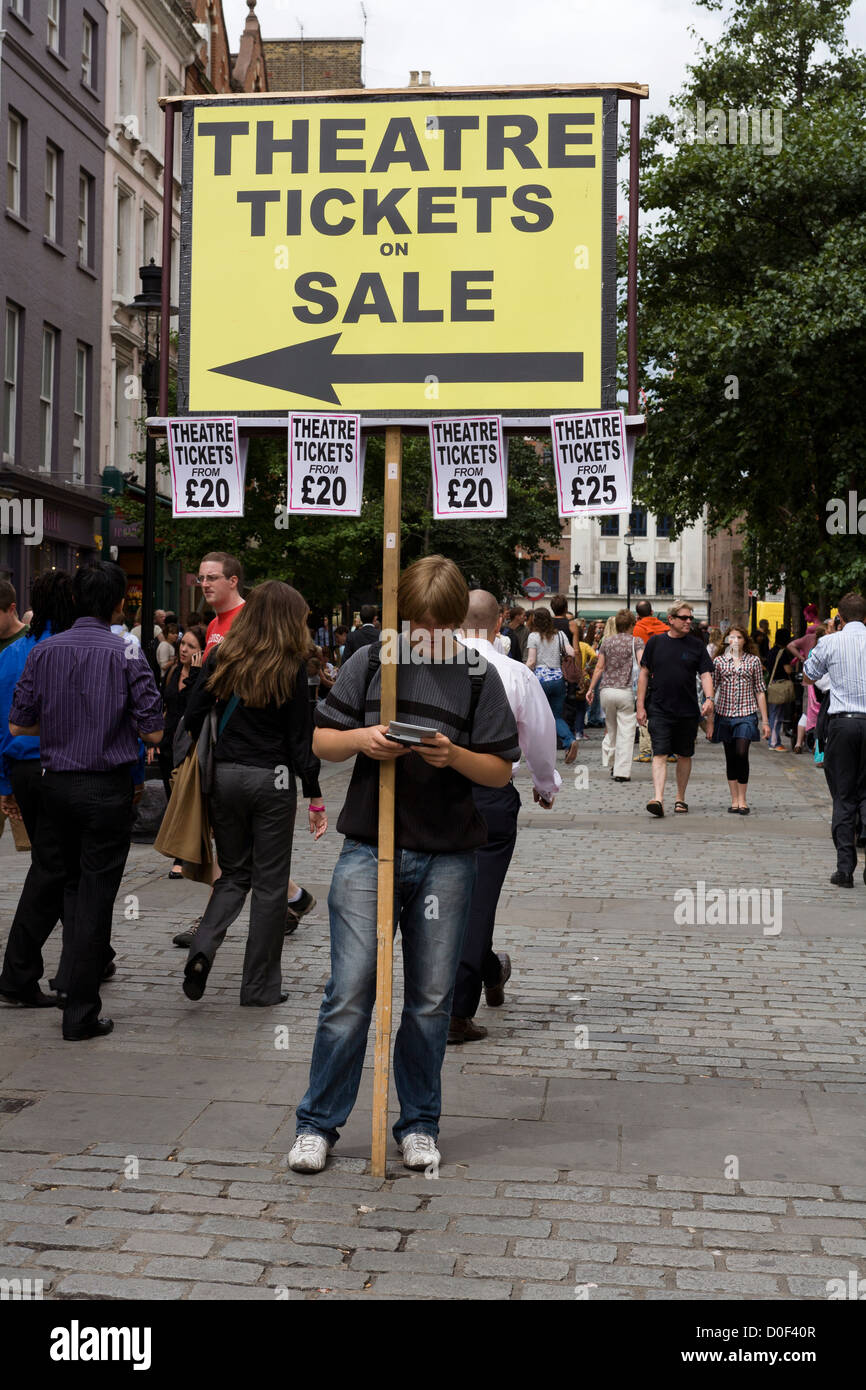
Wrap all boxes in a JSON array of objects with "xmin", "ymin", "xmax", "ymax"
[{"xmin": 706, "ymin": 625, "xmax": 770, "ymax": 814}]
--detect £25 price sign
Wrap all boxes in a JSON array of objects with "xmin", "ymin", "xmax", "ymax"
[
  {"xmin": 430, "ymin": 417, "xmax": 506, "ymax": 519},
  {"xmin": 288, "ymin": 413, "xmax": 363, "ymax": 515},
  {"xmin": 550, "ymin": 409, "xmax": 629, "ymax": 517},
  {"xmin": 169, "ymin": 417, "xmax": 244, "ymax": 517}
]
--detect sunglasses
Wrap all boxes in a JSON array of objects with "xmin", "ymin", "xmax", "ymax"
[{"xmin": 673, "ymin": 613, "xmax": 693, "ymax": 621}]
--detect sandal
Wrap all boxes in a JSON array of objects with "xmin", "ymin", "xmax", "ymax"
[
  {"xmin": 674, "ymin": 801, "xmax": 689, "ymax": 813},
  {"xmin": 727, "ymin": 806, "xmax": 740, "ymax": 814},
  {"xmin": 168, "ymin": 861, "xmax": 184, "ymax": 880},
  {"xmin": 646, "ymin": 800, "xmax": 664, "ymax": 817}
]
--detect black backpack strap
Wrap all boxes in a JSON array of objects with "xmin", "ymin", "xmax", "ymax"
[
  {"xmin": 468, "ymin": 669, "xmax": 486, "ymax": 739},
  {"xmin": 363, "ymin": 640, "xmax": 382, "ymax": 705}
]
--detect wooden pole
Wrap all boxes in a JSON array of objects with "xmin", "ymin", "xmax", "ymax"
[{"xmin": 371, "ymin": 426, "xmax": 402, "ymax": 1176}]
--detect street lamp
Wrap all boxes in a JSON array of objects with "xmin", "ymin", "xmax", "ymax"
[
  {"xmin": 571, "ymin": 563, "xmax": 581, "ymax": 624},
  {"xmin": 126, "ymin": 260, "xmax": 175, "ymax": 677},
  {"xmin": 624, "ymin": 527, "xmax": 635, "ymax": 611}
]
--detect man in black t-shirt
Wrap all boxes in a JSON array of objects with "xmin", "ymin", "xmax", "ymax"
[
  {"xmin": 637, "ymin": 601, "xmax": 714, "ymax": 817},
  {"xmin": 289, "ymin": 556, "xmax": 520, "ymax": 1177}
]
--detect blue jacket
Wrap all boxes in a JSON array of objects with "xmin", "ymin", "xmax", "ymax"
[{"xmin": 0, "ymin": 626, "xmax": 49, "ymax": 794}]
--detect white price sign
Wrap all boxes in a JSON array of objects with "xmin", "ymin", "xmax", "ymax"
[
  {"xmin": 551, "ymin": 409, "xmax": 630, "ymax": 516},
  {"xmin": 288, "ymin": 412, "xmax": 363, "ymax": 515},
  {"xmin": 429, "ymin": 416, "xmax": 507, "ymax": 519},
  {"xmin": 169, "ymin": 417, "xmax": 245, "ymax": 517}
]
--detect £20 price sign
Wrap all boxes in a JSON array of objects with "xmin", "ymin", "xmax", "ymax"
[
  {"xmin": 288, "ymin": 413, "xmax": 363, "ymax": 515},
  {"xmin": 550, "ymin": 409, "xmax": 630, "ymax": 517},
  {"xmin": 430, "ymin": 416, "xmax": 507, "ymax": 519},
  {"xmin": 168, "ymin": 418, "xmax": 244, "ymax": 517}
]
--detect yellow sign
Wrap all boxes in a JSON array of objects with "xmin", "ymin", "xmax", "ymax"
[{"xmin": 181, "ymin": 91, "xmax": 615, "ymax": 416}]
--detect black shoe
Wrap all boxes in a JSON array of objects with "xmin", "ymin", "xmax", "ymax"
[
  {"xmin": 240, "ymin": 993, "xmax": 289, "ymax": 1006},
  {"xmin": 447, "ymin": 1015, "xmax": 489, "ymax": 1043},
  {"xmin": 285, "ymin": 888, "xmax": 316, "ymax": 934},
  {"xmin": 183, "ymin": 952, "xmax": 210, "ymax": 1001},
  {"xmin": 484, "ymin": 952, "xmax": 512, "ymax": 1008},
  {"xmin": 101, "ymin": 961, "xmax": 116, "ymax": 981},
  {"xmin": 830, "ymin": 870, "xmax": 854, "ymax": 888},
  {"xmin": 612, "ymin": 776, "xmax": 631, "ymax": 783},
  {"xmin": 173, "ymin": 922, "xmax": 199, "ymax": 949},
  {"xmin": 0, "ymin": 986, "xmax": 61, "ymax": 1008},
  {"xmin": 63, "ymin": 1017, "xmax": 114, "ymax": 1041}
]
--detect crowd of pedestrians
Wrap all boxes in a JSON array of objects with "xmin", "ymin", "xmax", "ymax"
[{"xmin": 1, "ymin": 554, "xmax": 862, "ymax": 1169}]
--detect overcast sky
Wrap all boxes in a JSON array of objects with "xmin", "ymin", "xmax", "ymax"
[{"xmin": 224, "ymin": 0, "xmax": 866, "ymax": 119}]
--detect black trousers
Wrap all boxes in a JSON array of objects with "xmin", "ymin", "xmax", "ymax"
[
  {"xmin": 452, "ymin": 782, "xmax": 520, "ymax": 1019},
  {"xmin": 823, "ymin": 718, "xmax": 866, "ymax": 875},
  {"xmin": 39, "ymin": 769, "xmax": 134, "ymax": 1032},
  {"xmin": 0, "ymin": 759, "xmax": 70, "ymax": 1000}
]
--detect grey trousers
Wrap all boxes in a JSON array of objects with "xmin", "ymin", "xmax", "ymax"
[{"xmin": 191, "ymin": 762, "xmax": 297, "ymax": 1004}]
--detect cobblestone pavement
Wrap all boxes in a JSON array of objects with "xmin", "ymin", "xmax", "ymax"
[{"xmin": 1, "ymin": 733, "xmax": 864, "ymax": 1300}]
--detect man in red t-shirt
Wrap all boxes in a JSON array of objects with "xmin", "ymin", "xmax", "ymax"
[
  {"xmin": 198, "ymin": 552, "xmax": 245, "ymax": 658},
  {"xmin": 170, "ymin": 552, "xmax": 316, "ymax": 947}
]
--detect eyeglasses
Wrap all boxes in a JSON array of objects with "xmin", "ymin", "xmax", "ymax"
[{"xmin": 673, "ymin": 613, "xmax": 693, "ymax": 621}]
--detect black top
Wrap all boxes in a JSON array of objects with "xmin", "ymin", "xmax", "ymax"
[
  {"xmin": 161, "ymin": 663, "xmax": 193, "ymax": 747},
  {"xmin": 316, "ymin": 642, "xmax": 520, "ymax": 851},
  {"xmin": 342, "ymin": 623, "xmax": 379, "ymax": 660},
  {"xmin": 185, "ymin": 657, "xmax": 321, "ymax": 799},
  {"xmin": 641, "ymin": 632, "xmax": 713, "ymax": 718},
  {"xmin": 503, "ymin": 623, "xmax": 528, "ymax": 662},
  {"xmin": 553, "ymin": 617, "xmax": 572, "ymax": 637}
]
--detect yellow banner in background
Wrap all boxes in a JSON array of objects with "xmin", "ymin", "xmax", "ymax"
[{"xmin": 185, "ymin": 95, "xmax": 606, "ymax": 414}]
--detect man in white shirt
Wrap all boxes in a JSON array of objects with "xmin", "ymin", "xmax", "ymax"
[
  {"xmin": 803, "ymin": 592, "xmax": 866, "ymax": 887},
  {"xmin": 451, "ymin": 590, "xmax": 561, "ymax": 1042}
]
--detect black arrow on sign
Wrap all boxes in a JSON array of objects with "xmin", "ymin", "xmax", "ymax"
[{"xmin": 209, "ymin": 333, "xmax": 583, "ymax": 406}]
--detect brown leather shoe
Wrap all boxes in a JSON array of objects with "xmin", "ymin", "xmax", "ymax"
[
  {"xmin": 484, "ymin": 952, "xmax": 512, "ymax": 1008},
  {"xmin": 447, "ymin": 1015, "xmax": 488, "ymax": 1044}
]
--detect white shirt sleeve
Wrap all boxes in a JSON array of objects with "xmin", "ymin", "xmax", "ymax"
[{"xmin": 515, "ymin": 670, "xmax": 562, "ymax": 800}]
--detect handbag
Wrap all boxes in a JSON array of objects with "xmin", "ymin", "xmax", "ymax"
[
  {"xmin": 559, "ymin": 631, "xmax": 583, "ymax": 688},
  {"xmin": 153, "ymin": 746, "xmax": 216, "ymax": 883},
  {"xmin": 198, "ymin": 693, "xmax": 240, "ymax": 796},
  {"xmin": 766, "ymin": 649, "xmax": 795, "ymax": 706}
]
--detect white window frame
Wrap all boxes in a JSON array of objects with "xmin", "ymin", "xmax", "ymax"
[
  {"xmin": 6, "ymin": 112, "xmax": 22, "ymax": 216},
  {"xmin": 118, "ymin": 16, "xmax": 137, "ymax": 136},
  {"xmin": 114, "ymin": 356, "xmax": 134, "ymax": 476},
  {"xmin": 115, "ymin": 183, "xmax": 134, "ymax": 298},
  {"xmin": 44, "ymin": 144, "xmax": 59, "ymax": 241},
  {"xmin": 73, "ymin": 344, "xmax": 87, "ymax": 484},
  {"xmin": 82, "ymin": 15, "xmax": 93, "ymax": 86},
  {"xmin": 47, "ymin": 0, "xmax": 61, "ymax": 54},
  {"xmin": 3, "ymin": 305, "xmax": 20, "ymax": 464},
  {"xmin": 142, "ymin": 204, "xmax": 159, "ymax": 267},
  {"xmin": 40, "ymin": 326, "xmax": 57, "ymax": 474},
  {"xmin": 77, "ymin": 171, "xmax": 91, "ymax": 267},
  {"xmin": 144, "ymin": 47, "xmax": 160, "ymax": 150}
]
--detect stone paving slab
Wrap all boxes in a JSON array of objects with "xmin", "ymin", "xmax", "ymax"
[{"xmin": 1, "ymin": 736, "xmax": 864, "ymax": 1299}]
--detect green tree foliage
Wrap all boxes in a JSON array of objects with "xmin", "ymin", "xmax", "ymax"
[
  {"xmin": 118, "ymin": 434, "xmax": 563, "ymax": 610},
  {"xmin": 630, "ymin": 0, "xmax": 866, "ymax": 606}
]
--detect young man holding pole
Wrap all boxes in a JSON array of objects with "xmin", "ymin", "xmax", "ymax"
[{"xmin": 289, "ymin": 555, "xmax": 520, "ymax": 1173}]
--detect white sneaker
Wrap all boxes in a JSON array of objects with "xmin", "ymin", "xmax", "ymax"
[
  {"xmin": 400, "ymin": 1133, "xmax": 441, "ymax": 1171},
  {"xmin": 288, "ymin": 1133, "xmax": 331, "ymax": 1173}
]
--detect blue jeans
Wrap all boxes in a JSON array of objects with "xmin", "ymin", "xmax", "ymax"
[
  {"xmin": 295, "ymin": 839, "xmax": 477, "ymax": 1145},
  {"xmin": 768, "ymin": 703, "xmax": 786, "ymax": 746},
  {"xmin": 541, "ymin": 675, "xmax": 575, "ymax": 748}
]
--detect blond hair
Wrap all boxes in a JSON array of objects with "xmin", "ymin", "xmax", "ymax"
[
  {"xmin": 397, "ymin": 555, "xmax": 469, "ymax": 627},
  {"xmin": 207, "ymin": 580, "xmax": 309, "ymax": 706}
]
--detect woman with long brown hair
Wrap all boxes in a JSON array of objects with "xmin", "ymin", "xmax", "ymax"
[
  {"xmin": 182, "ymin": 581, "xmax": 326, "ymax": 1006},
  {"xmin": 526, "ymin": 606, "xmax": 580, "ymax": 763},
  {"xmin": 706, "ymin": 624, "xmax": 770, "ymax": 814}
]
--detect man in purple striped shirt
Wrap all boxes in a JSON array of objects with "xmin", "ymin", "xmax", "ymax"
[{"xmin": 6, "ymin": 563, "xmax": 163, "ymax": 1039}]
